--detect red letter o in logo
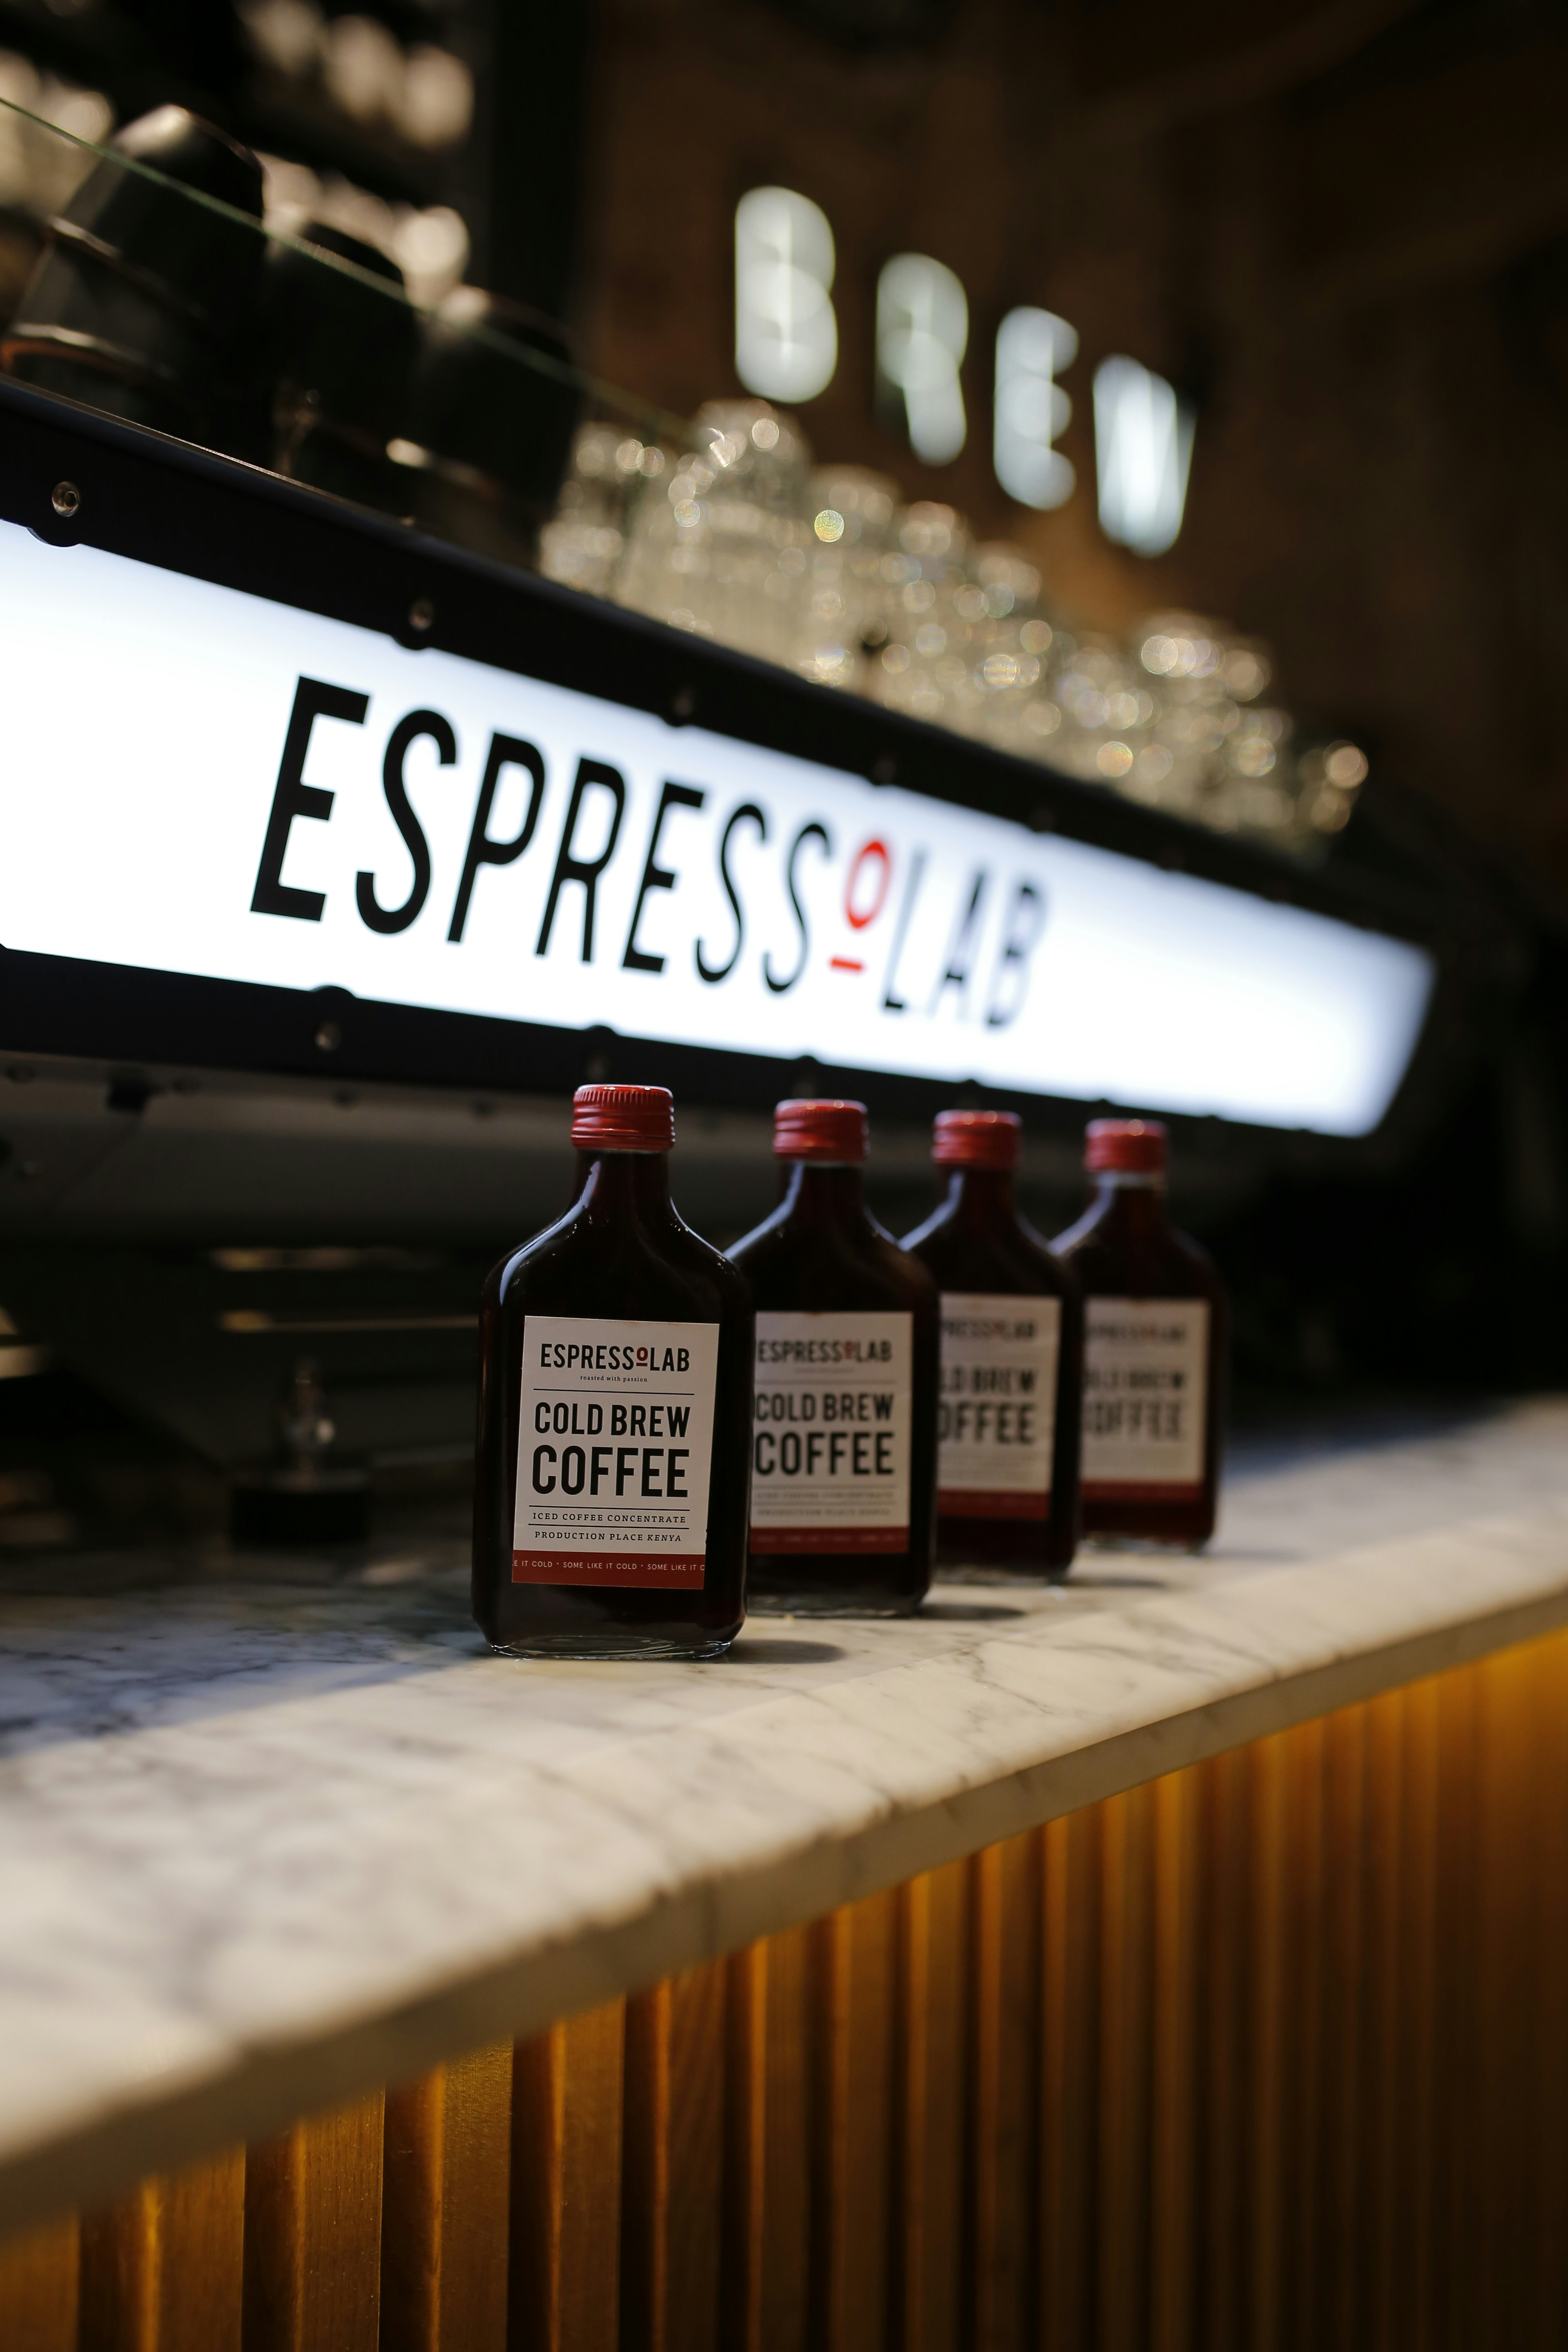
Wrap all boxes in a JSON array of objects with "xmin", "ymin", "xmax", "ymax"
[{"xmin": 845, "ymin": 838, "xmax": 892, "ymax": 930}]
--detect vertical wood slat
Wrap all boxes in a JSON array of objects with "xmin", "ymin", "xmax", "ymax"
[
  {"xmin": 1361, "ymin": 1686, "xmax": 1406, "ymax": 2352},
  {"xmin": 894, "ymin": 1861, "xmax": 967, "ymax": 2352},
  {"xmin": 1532, "ymin": 1631, "xmax": 1568, "ymax": 2348},
  {"xmin": 511, "ymin": 2000, "xmax": 625, "ymax": 2352},
  {"xmin": 1471, "ymin": 1648, "xmax": 1539, "ymax": 2352},
  {"xmin": 244, "ymin": 2096, "xmax": 383, "ymax": 2352},
  {"xmin": 811, "ymin": 1889, "xmax": 897, "ymax": 2352},
  {"xmin": 1097, "ymin": 1783, "xmax": 1155, "ymax": 2352},
  {"xmin": 1393, "ymin": 1678, "xmax": 1441, "ymax": 2352},
  {"xmin": 381, "ymin": 2042, "xmax": 511, "ymax": 2352},
  {"xmin": 78, "ymin": 2150, "xmax": 245, "ymax": 2352},
  {"xmin": 1039, "ymin": 1805, "xmax": 1099, "ymax": 2352},
  {"xmin": 1244, "ymin": 1732, "xmax": 1289, "ymax": 2352},
  {"xmin": 1279, "ymin": 1716, "xmax": 1326, "ymax": 2352},
  {"xmin": 1317, "ymin": 1701, "xmax": 1366, "ymax": 2352},
  {"xmin": 722, "ymin": 1942, "xmax": 769, "ymax": 2352},
  {"xmin": 968, "ymin": 1829, "xmax": 1041, "ymax": 2352},
  {"xmin": 1195, "ymin": 1742, "xmax": 1248, "ymax": 2352},
  {"xmin": 1432, "ymin": 1664, "xmax": 1481, "ymax": 2352},
  {"xmin": 723, "ymin": 1925, "xmax": 810, "ymax": 2352},
  {"xmin": 0, "ymin": 2215, "xmax": 78, "ymax": 2352},
  {"xmin": 622, "ymin": 1962, "xmax": 725, "ymax": 2352},
  {"xmin": 1148, "ymin": 1769, "xmax": 1200, "ymax": 2352},
  {"xmin": 757, "ymin": 1924, "xmax": 810, "ymax": 2352}
]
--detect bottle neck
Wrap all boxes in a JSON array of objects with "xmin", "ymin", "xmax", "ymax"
[
  {"xmin": 940, "ymin": 1166, "xmax": 1017, "ymax": 1225},
  {"xmin": 1087, "ymin": 1171, "xmax": 1169, "ymax": 1239},
  {"xmin": 779, "ymin": 1158, "xmax": 867, "ymax": 1225},
  {"xmin": 577, "ymin": 1150, "xmax": 673, "ymax": 1220}
]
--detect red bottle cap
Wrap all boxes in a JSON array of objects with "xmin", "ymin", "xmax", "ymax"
[
  {"xmin": 773, "ymin": 1098, "xmax": 868, "ymax": 1163},
  {"xmin": 1085, "ymin": 1118, "xmax": 1167, "ymax": 1174},
  {"xmin": 570, "ymin": 1084, "xmax": 675, "ymax": 1153},
  {"xmin": 933, "ymin": 1109, "xmax": 1022, "ymax": 1170}
]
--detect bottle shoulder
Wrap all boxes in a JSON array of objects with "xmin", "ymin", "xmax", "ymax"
[
  {"xmin": 732, "ymin": 1204, "xmax": 935, "ymax": 1315},
  {"xmin": 865, "ymin": 1221, "xmax": 938, "ymax": 1309},
  {"xmin": 484, "ymin": 1198, "xmax": 578, "ymax": 1303},
  {"xmin": 1053, "ymin": 1206, "xmax": 1222, "ymax": 1300},
  {"xmin": 664, "ymin": 1204, "xmax": 755, "ymax": 1309},
  {"xmin": 491, "ymin": 1200, "xmax": 747, "ymax": 1324},
  {"xmin": 904, "ymin": 1202, "xmax": 1074, "ymax": 1299}
]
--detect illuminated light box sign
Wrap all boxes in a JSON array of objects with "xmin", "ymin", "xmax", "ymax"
[{"xmin": 0, "ymin": 524, "xmax": 1433, "ymax": 1136}]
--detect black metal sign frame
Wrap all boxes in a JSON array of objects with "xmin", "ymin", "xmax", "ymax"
[{"xmin": 0, "ymin": 375, "xmax": 1491, "ymax": 1163}]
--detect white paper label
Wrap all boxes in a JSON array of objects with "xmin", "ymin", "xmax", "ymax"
[
  {"xmin": 513, "ymin": 1316, "xmax": 719, "ymax": 1585},
  {"xmin": 1081, "ymin": 1298, "xmax": 1209, "ymax": 1495},
  {"xmin": 750, "ymin": 1311, "xmax": 912, "ymax": 1552},
  {"xmin": 937, "ymin": 1292, "xmax": 1061, "ymax": 1516}
]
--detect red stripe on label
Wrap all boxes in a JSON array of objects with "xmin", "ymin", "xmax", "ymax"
[
  {"xmin": 1081, "ymin": 1481, "xmax": 1204, "ymax": 1504},
  {"xmin": 939, "ymin": 1489, "xmax": 1051, "ymax": 1522},
  {"xmin": 749, "ymin": 1526, "xmax": 909, "ymax": 1554},
  {"xmin": 511, "ymin": 1551, "xmax": 707, "ymax": 1588}
]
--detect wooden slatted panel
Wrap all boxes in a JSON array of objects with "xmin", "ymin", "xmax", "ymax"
[
  {"xmin": 622, "ymin": 1961, "xmax": 725, "ymax": 2352},
  {"xmin": 810, "ymin": 1888, "xmax": 897, "ymax": 2352},
  {"xmin": 1097, "ymin": 1782, "xmax": 1155, "ymax": 2352},
  {"xmin": 1039, "ymin": 1804, "xmax": 1099, "ymax": 2352},
  {"xmin": 4, "ymin": 1632, "xmax": 1568, "ymax": 2352},
  {"xmin": 893, "ymin": 1860, "xmax": 967, "ymax": 2352},
  {"xmin": 1433, "ymin": 1663, "xmax": 1480, "ymax": 2352},
  {"xmin": 1244, "ymin": 1732, "xmax": 1289, "ymax": 2352},
  {"xmin": 381, "ymin": 2042, "xmax": 511, "ymax": 2352},
  {"xmin": 1362, "ymin": 1684, "xmax": 1406, "ymax": 2351},
  {"xmin": 1531, "ymin": 1632, "xmax": 1568, "ymax": 2344},
  {"xmin": 1194, "ymin": 1741, "xmax": 1248, "ymax": 2352},
  {"xmin": 1317, "ymin": 1700, "xmax": 1366, "ymax": 2352},
  {"xmin": 1281, "ymin": 1717, "xmax": 1326, "ymax": 2352},
  {"xmin": 1395, "ymin": 1678, "xmax": 1441, "ymax": 2352},
  {"xmin": 723, "ymin": 1924, "xmax": 810, "ymax": 2352},
  {"xmin": 510, "ymin": 1999, "xmax": 625, "ymax": 2352},
  {"xmin": 720, "ymin": 1941, "xmax": 769, "ymax": 2352},
  {"xmin": 1148, "ymin": 1768, "xmax": 1199, "ymax": 2352},
  {"xmin": 1534, "ymin": 1632, "xmax": 1568, "ymax": 2343},
  {"xmin": 0, "ymin": 2215, "xmax": 77, "ymax": 2352},
  {"xmin": 78, "ymin": 2150, "xmax": 244, "ymax": 2352},
  {"xmin": 968, "ymin": 1828, "xmax": 1040, "ymax": 2352},
  {"xmin": 1471, "ymin": 1645, "xmax": 1541, "ymax": 2351},
  {"xmin": 243, "ymin": 2094, "xmax": 384, "ymax": 2352}
]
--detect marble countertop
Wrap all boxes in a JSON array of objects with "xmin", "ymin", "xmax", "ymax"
[{"xmin": 3, "ymin": 1398, "xmax": 1568, "ymax": 2232}]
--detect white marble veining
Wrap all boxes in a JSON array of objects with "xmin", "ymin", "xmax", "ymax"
[{"xmin": 2, "ymin": 1398, "xmax": 1568, "ymax": 2230}]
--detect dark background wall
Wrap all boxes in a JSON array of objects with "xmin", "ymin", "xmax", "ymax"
[
  {"xmin": 12, "ymin": 0, "xmax": 1564, "ymax": 888},
  {"xmin": 573, "ymin": 0, "xmax": 1568, "ymax": 891}
]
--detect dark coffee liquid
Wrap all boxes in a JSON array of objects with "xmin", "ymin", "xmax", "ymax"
[
  {"xmin": 730, "ymin": 1161, "xmax": 938, "ymax": 1615},
  {"xmin": 1052, "ymin": 1175, "xmax": 1226, "ymax": 1547},
  {"xmin": 904, "ymin": 1167, "xmax": 1082, "ymax": 1574},
  {"xmin": 472, "ymin": 1151, "xmax": 753, "ymax": 1657}
]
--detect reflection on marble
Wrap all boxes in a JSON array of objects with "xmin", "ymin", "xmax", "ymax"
[{"xmin": 1, "ymin": 1399, "xmax": 1568, "ymax": 2230}]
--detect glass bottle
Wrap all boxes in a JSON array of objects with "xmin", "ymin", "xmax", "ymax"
[
  {"xmin": 729, "ymin": 1099, "xmax": 937, "ymax": 1615},
  {"xmin": 1052, "ymin": 1119, "xmax": 1227, "ymax": 1547},
  {"xmin": 472, "ymin": 1085, "xmax": 753, "ymax": 1658},
  {"xmin": 903, "ymin": 1109, "xmax": 1081, "ymax": 1575}
]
